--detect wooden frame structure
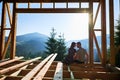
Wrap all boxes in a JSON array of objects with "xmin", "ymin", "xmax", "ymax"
[
  {"xmin": 0, "ymin": 0, "xmax": 115, "ymax": 65},
  {"xmin": 0, "ymin": 54, "xmax": 120, "ymax": 80}
]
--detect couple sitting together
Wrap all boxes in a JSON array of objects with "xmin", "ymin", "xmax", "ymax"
[{"xmin": 63, "ymin": 42, "xmax": 88, "ymax": 65}]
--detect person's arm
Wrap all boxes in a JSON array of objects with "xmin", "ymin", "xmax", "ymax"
[
  {"xmin": 73, "ymin": 52, "xmax": 77, "ymax": 60},
  {"xmin": 85, "ymin": 52, "xmax": 89, "ymax": 64},
  {"xmin": 84, "ymin": 50, "xmax": 89, "ymax": 64}
]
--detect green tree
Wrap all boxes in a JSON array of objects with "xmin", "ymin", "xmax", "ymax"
[
  {"xmin": 45, "ymin": 28, "xmax": 58, "ymax": 55},
  {"xmin": 56, "ymin": 33, "xmax": 66, "ymax": 61},
  {"xmin": 114, "ymin": 17, "xmax": 120, "ymax": 67},
  {"xmin": 114, "ymin": 17, "xmax": 120, "ymax": 46},
  {"xmin": 45, "ymin": 28, "xmax": 67, "ymax": 61}
]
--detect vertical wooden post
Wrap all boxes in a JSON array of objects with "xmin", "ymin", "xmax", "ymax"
[
  {"xmin": 89, "ymin": 1, "xmax": 94, "ymax": 64},
  {"xmin": 28, "ymin": 3, "xmax": 30, "ymax": 8},
  {"xmin": 109, "ymin": 0, "xmax": 115, "ymax": 65},
  {"xmin": 10, "ymin": 2, "xmax": 17, "ymax": 59},
  {"xmin": 1, "ymin": 3, "xmax": 13, "ymax": 59},
  {"xmin": 101, "ymin": 0, "xmax": 107, "ymax": 65},
  {"xmin": 0, "ymin": 1, "xmax": 6, "ymax": 60}
]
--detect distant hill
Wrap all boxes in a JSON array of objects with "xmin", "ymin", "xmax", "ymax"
[{"xmin": 15, "ymin": 32, "xmax": 48, "ymax": 57}]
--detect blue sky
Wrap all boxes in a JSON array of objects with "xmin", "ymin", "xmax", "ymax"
[{"xmin": 0, "ymin": 0, "xmax": 119, "ymax": 41}]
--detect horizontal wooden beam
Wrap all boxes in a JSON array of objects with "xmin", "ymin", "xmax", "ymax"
[
  {"xmin": 94, "ymin": 29, "xmax": 102, "ymax": 31},
  {"xmin": 0, "ymin": 65, "xmax": 28, "ymax": 80},
  {"xmin": 0, "ymin": 57, "xmax": 23, "ymax": 67},
  {"xmin": 44, "ymin": 70, "xmax": 55, "ymax": 77},
  {"xmin": 0, "ymin": 57, "xmax": 41, "ymax": 75},
  {"xmin": 63, "ymin": 71, "xmax": 71, "ymax": 78},
  {"xmin": 70, "ymin": 66, "xmax": 109, "ymax": 72},
  {"xmin": 5, "ymin": 0, "xmax": 100, "ymax": 3},
  {"xmin": 15, "ymin": 8, "xmax": 89, "ymax": 13},
  {"xmin": 73, "ymin": 72, "xmax": 120, "ymax": 80},
  {"xmin": 4, "ymin": 76, "xmax": 23, "ymax": 80},
  {"xmin": 3, "ymin": 28, "xmax": 11, "ymax": 30}
]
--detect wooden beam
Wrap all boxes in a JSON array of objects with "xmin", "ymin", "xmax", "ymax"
[
  {"xmin": 101, "ymin": 0, "xmax": 107, "ymax": 65},
  {"xmin": 6, "ymin": 3, "xmax": 12, "ymax": 26},
  {"xmin": 3, "ymin": 28, "xmax": 11, "ymax": 30},
  {"xmin": 10, "ymin": 65, "xmax": 28, "ymax": 76},
  {"xmin": 0, "ymin": 57, "xmax": 23, "ymax": 67},
  {"xmin": 93, "ymin": 32, "xmax": 102, "ymax": 62},
  {"xmin": 63, "ymin": 71, "xmax": 71, "ymax": 78},
  {"xmin": 93, "ymin": 29, "xmax": 102, "ymax": 31},
  {"xmin": 53, "ymin": 62, "xmax": 63, "ymax": 80},
  {"xmin": 17, "ymin": 69, "xmax": 31, "ymax": 76},
  {"xmin": 44, "ymin": 70, "xmax": 55, "ymax": 77},
  {"xmin": 0, "ymin": 1, "xmax": 6, "ymax": 60},
  {"xmin": 10, "ymin": 2, "xmax": 17, "ymax": 59},
  {"xmin": 93, "ymin": 2, "xmax": 101, "ymax": 26},
  {"xmin": 0, "ymin": 57, "xmax": 41, "ymax": 75},
  {"xmin": 89, "ymin": 0, "xmax": 94, "ymax": 64},
  {"xmin": 1, "ymin": 3, "xmax": 13, "ymax": 59},
  {"xmin": 15, "ymin": 8, "xmax": 89, "ymax": 13},
  {"xmin": 70, "ymin": 63, "xmax": 102, "ymax": 67},
  {"xmin": 109, "ymin": 0, "xmax": 115, "ymax": 65},
  {"xmin": 21, "ymin": 54, "xmax": 54, "ymax": 80},
  {"xmin": 3, "ymin": 76, "xmax": 23, "ymax": 80},
  {"xmin": 0, "ymin": 65, "xmax": 28, "ymax": 80},
  {"xmin": 49, "ymin": 65, "xmax": 56, "ymax": 70},
  {"xmin": 73, "ymin": 72, "xmax": 120, "ymax": 80},
  {"xmin": 5, "ymin": 0, "xmax": 100, "ymax": 3},
  {"xmin": 28, "ymin": 3, "xmax": 30, "ymax": 8},
  {"xmin": 33, "ymin": 54, "xmax": 57, "ymax": 80},
  {"xmin": 70, "ymin": 68, "xmax": 109, "ymax": 72},
  {"xmin": 2, "ymin": 31, "xmax": 12, "ymax": 59}
]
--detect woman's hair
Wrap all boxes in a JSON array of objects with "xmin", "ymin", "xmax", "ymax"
[{"xmin": 70, "ymin": 42, "xmax": 76, "ymax": 48}]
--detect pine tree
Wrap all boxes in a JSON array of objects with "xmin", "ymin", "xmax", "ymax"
[
  {"xmin": 56, "ymin": 33, "xmax": 66, "ymax": 61},
  {"xmin": 45, "ymin": 28, "xmax": 67, "ymax": 61},
  {"xmin": 114, "ymin": 17, "xmax": 120, "ymax": 46},
  {"xmin": 45, "ymin": 28, "xmax": 58, "ymax": 55},
  {"xmin": 114, "ymin": 17, "xmax": 120, "ymax": 67}
]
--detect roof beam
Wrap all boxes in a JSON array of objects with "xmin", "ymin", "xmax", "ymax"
[
  {"xmin": 15, "ymin": 8, "xmax": 89, "ymax": 13},
  {"xmin": 5, "ymin": 0, "xmax": 100, "ymax": 3}
]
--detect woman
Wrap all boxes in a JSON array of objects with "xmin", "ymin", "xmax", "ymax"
[{"xmin": 63, "ymin": 42, "xmax": 76, "ymax": 65}]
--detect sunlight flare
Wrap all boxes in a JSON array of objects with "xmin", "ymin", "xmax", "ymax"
[{"xmin": 68, "ymin": 13, "xmax": 89, "ymax": 40}]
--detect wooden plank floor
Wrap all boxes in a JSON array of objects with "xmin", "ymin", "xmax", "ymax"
[{"xmin": 0, "ymin": 55, "xmax": 120, "ymax": 80}]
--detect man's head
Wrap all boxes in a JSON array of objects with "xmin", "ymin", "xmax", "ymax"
[{"xmin": 77, "ymin": 42, "xmax": 81, "ymax": 48}]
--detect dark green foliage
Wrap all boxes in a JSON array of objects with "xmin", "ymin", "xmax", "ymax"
[
  {"xmin": 45, "ymin": 28, "xmax": 58, "ymax": 55},
  {"xmin": 114, "ymin": 17, "xmax": 120, "ymax": 67},
  {"xmin": 114, "ymin": 17, "xmax": 120, "ymax": 46},
  {"xmin": 56, "ymin": 34, "xmax": 66, "ymax": 61},
  {"xmin": 45, "ymin": 28, "xmax": 66, "ymax": 61},
  {"xmin": 115, "ymin": 49, "xmax": 120, "ymax": 67}
]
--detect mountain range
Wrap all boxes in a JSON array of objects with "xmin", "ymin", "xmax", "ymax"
[
  {"xmin": 6, "ymin": 32, "xmax": 110, "ymax": 60},
  {"xmin": 15, "ymin": 32, "xmax": 48, "ymax": 58}
]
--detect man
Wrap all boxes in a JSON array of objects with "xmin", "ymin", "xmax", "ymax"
[{"xmin": 74, "ymin": 42, "xmax": 88, "ymax": 64}]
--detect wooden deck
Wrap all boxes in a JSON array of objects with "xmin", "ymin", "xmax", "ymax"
[{"xmin": 0, "ymin": 54, "xmax": 120, "ymax": 80}]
